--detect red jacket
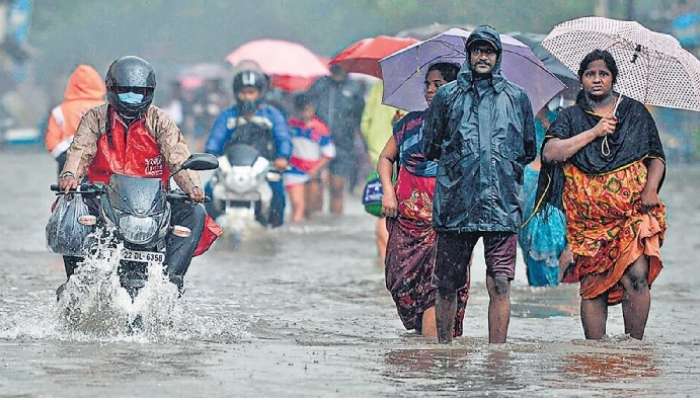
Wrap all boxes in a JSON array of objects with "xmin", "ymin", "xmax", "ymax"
[{"xmin": 85, "ymin": 108, "xmax": 221, "ymax": 256}]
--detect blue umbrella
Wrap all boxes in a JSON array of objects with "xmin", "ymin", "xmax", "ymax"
[{"xmin": 379, "ymin": 28, "xmax": 566, "ymax": 113}]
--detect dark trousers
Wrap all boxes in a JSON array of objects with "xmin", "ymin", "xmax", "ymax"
[
  {"xmin": 434, "ymin": 231, "xmax": 518, "ymax": 294},
  {"xmin": 165, "ymin": 201, "xmax": 206, "ymax": 283},
  {"xmin": 266, "ymin": 180, "xmax": 285, "ymax": 227}
]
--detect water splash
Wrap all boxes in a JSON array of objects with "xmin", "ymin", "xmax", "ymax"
[{"xmin": 55, "ymin": 229, "xmax": 180, "ymax": 338}]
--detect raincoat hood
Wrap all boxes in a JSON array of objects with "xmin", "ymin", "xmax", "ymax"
[
  {"xmin": 63, "ymin": 65, "xmax": 106, "ymax": 102},
  {"xmin": 458, "ymin": 25, "xmax": 505, "ymax": 91}
]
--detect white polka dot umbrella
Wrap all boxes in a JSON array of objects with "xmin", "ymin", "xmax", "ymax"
[{"xmin": 542, "ymin": 16, "xmax": 700, "ymax": 111}]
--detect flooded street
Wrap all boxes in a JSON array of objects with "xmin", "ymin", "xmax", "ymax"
[{"xmin": 1, "ymin": 149, "xmax": 700, "ymax": 396}]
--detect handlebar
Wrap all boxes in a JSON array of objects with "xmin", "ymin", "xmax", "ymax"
[
  {"xmin": 50, "ymin": 183, "xmax": 104, "ymax": 195},
  {"xmin": 166, "ymin": 191, "xmax": 211, "ymax": 203},
  {"xmin": 51, "ymin": 184, "xmax": 209, "ymax": 202}
]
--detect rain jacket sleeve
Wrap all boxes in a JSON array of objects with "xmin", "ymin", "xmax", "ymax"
[
  {"xmin": 204, "ymin": 110, "xmax": 232, "ymax": 156},
  {"xmin": 520, "ymin": 91, "xmax": 537, "ymax": 165},
  {"xmin": 268, "ymin": 106, "xmax": 292, "ymax": 160},
  {"xmin": 306, "ymin": 78, "xmax": 324, "ymax": 101},
  {"xmin": 422, "ymin": 86, "xmax": 450, "ymax": 161},
  {"xmin": 62, "ymin": 106, "xmax": 104, "ymax": 180}
]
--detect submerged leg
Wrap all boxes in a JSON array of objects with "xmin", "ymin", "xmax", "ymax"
[
  {"xmin": 420, "ymin": 306, "xmax": 437, "ymax": 338},
  {"xmin": 620, "ymin": 256, "xmax": 651, "ymax": 340},
  {"xmin": 436, "ymin": 291, "xmax": 457, "ymax": 343},
  {"xmin": 433, "ymin": 232, "xmax": 472, "ymax": 344},
  {"xmin": 375, "ymin": 217, "xmax": 389, "ymax": 262},
  {"xmin": 286, "ymin": 183, "xmax": 306, "ymax": 223},
  {"xmin": 580, "ymin": 291, "xmax": 609, "ymax": 339},
  {"xmin": 486, "ymin": 274, "xmax": 511, "ymax": 344},
  {"xmin": 329, "ymin": 174, "xmax": 345, "ymax": 215}
]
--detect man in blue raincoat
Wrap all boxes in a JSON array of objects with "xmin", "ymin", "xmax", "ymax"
[
  {"xmin": 205, "ymin": 70, "xmax": 292, "ymax": 227},
  {"xmin": 423, "ymin": 25, "xmax": 536, "ymax": 344}
]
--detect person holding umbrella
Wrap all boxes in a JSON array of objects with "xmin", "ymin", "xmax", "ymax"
[
  {"xmin": 536, "ymin": 49, "xmax": 666, "ymax": 340},
  {"xmin": 378, "ymin": 62, "xmax": 465, "ymax": 338},
  {"xmin": 422, "ymin": 25, "xmax": 537, "ymax": 344}
]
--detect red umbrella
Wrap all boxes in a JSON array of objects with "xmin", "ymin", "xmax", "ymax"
[
  {"xmin": 330, "ymin": 35, "xmax": 418, "ymax": 78},
  {"xmin": 226, "ymin": 39, "xmax": 329, "ymax": 78}
]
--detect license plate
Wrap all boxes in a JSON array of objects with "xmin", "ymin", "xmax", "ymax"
[{"xmin": 120, "ymin": 248, "xmax": 165, "ymax": 264}]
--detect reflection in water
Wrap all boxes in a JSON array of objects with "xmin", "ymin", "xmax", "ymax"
[
  {"xmin": 382, "ymin": 346, "xmax": 523, "ymax": 395},
  {"xmin": 563, "ymin": 350, "xmax": 660, "ymax": 381},
  {"xmin": 384, "ymin": 347, "xmax": 472, "ymax": 375}
]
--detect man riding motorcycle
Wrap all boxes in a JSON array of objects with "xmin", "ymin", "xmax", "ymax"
[
  {"xmin": 58, "ymin": 55, "xmax": 220, "ymax": 293},
  {"xmin": 204, "ymin": 70, "xmax": 292, "ymax": 227}
]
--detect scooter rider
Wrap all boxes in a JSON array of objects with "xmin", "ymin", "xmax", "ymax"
[
  {"xmin": 58, "ymin": 56, "xmax": 219, "ymax": 292},
  {"xmin": 204, "ymin": 70, "xmax": 292, "ymax": 227}
]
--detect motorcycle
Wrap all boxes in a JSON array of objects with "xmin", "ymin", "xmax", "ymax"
[
  {"xmin": 209, "ymin": 143, "xmax": 282, "ymax": 233},
  {"xmin": 48, "ymin": 153, "xmax": 219, "ymax": 304}
]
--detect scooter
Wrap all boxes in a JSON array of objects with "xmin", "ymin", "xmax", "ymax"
[{"xmin": 209, "ymin": 143, "xmax": 282, "ymax": 233}]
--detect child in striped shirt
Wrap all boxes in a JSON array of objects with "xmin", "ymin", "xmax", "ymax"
[{"xmin": 285, "ymin": 93, "xmax": 335, "ymax": 222}]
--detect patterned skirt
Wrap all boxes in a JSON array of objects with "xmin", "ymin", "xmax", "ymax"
[
  {"xmin": 385, "ymin": 168, "xmax": 469, "ymax": 336},
  {"xmin": 561, "ymin": 161, "xmax": 666, "ymax": 305}
]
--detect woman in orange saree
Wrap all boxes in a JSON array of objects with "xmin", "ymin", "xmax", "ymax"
[{"xmin": 536, "ymin": 50, "xmax": 666, "ymax": 340}]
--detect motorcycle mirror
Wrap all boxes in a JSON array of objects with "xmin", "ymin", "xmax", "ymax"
[
  {"xmin": 182, "ymin": 153, "xmax": 219, "ymax": 171},
  {"xmin": 178, "ymin": 153, "xmax": 219, "ymax": 172}
]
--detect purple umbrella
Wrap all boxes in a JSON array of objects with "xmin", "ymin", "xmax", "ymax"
[{"xmin": 379, "ymin": 28, "xmax": 566, "ymax": 113}]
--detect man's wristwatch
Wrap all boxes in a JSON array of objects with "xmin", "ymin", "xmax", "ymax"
[{"xmin": 59, "ymin": 171, "xmax": 75, "ymax": 180}]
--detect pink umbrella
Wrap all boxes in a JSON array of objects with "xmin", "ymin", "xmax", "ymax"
[{"xmin": 225, "ymin": 39, "xmax": 329, "ymax": 78}]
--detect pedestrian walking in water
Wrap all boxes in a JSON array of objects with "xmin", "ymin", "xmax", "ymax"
[
  {"xmin": 537, "ymin": 49, "xmax": 666, "ymax": 340},
  {"xmin": 285, "ymin": 93, "xmax": 335, "ymax": 223},
  {"xmin": 307, "ymin": 64, "xmax": 365, "ymax": 215},
  {"xmin": 361, "ymin": 80, "xmax": 405, "ymax": 262},
  {"xmin": 422, "ymin": 25, "xmax": 536, "ymax": 344},
  {"xmin": 518, "ymin": 107, "xmax": 568, "ymax": 287},
  {"xmin": 379, "ymin": 62, "xmax": 466, "ymax": 338}
]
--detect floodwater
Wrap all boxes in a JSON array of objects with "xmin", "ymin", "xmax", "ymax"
[{"xmin": 1, "ymin": 149, "xmax": 699, "ymax": 397}]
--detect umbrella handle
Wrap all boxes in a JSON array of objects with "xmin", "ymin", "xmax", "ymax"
[
  {"xmin": 612, "ymin": 93, "xmax": 622, "ymax": 117},
  {"xmin": 601, "ymin": 136, "xmax": 611, "ymax": 157},
  {"xmin": 602, "ymin": 94, "xmax": 622, "ymax": 157}
]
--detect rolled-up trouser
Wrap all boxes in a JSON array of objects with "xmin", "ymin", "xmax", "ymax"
[
  {"xmin": 165, "ymin": 201, "xmax": 206, "ymax": 285},
  {"xmin": 434, "ymin": 231, "xmax": 517, "ymax": 294}
]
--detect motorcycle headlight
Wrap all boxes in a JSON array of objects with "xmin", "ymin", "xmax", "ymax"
[
  {"xmin": 225, "ymin": 168, "xmax": 256, "ymax": 193},
  {"xmin": 118, "ymin": 214, "xmax": 159, "ymax": 244}
]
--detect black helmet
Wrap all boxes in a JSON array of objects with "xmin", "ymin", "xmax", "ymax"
[
  {"xmin": 232, "ymin": 70, "xmax": 267, "ymax": 97},
  {"xmin": 105, "ymin": 56, "xmax": 156, "ymax": 120},
  {"xmin": 232, "ymin": 70, "xmax": 267, "ymax": 114}
]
